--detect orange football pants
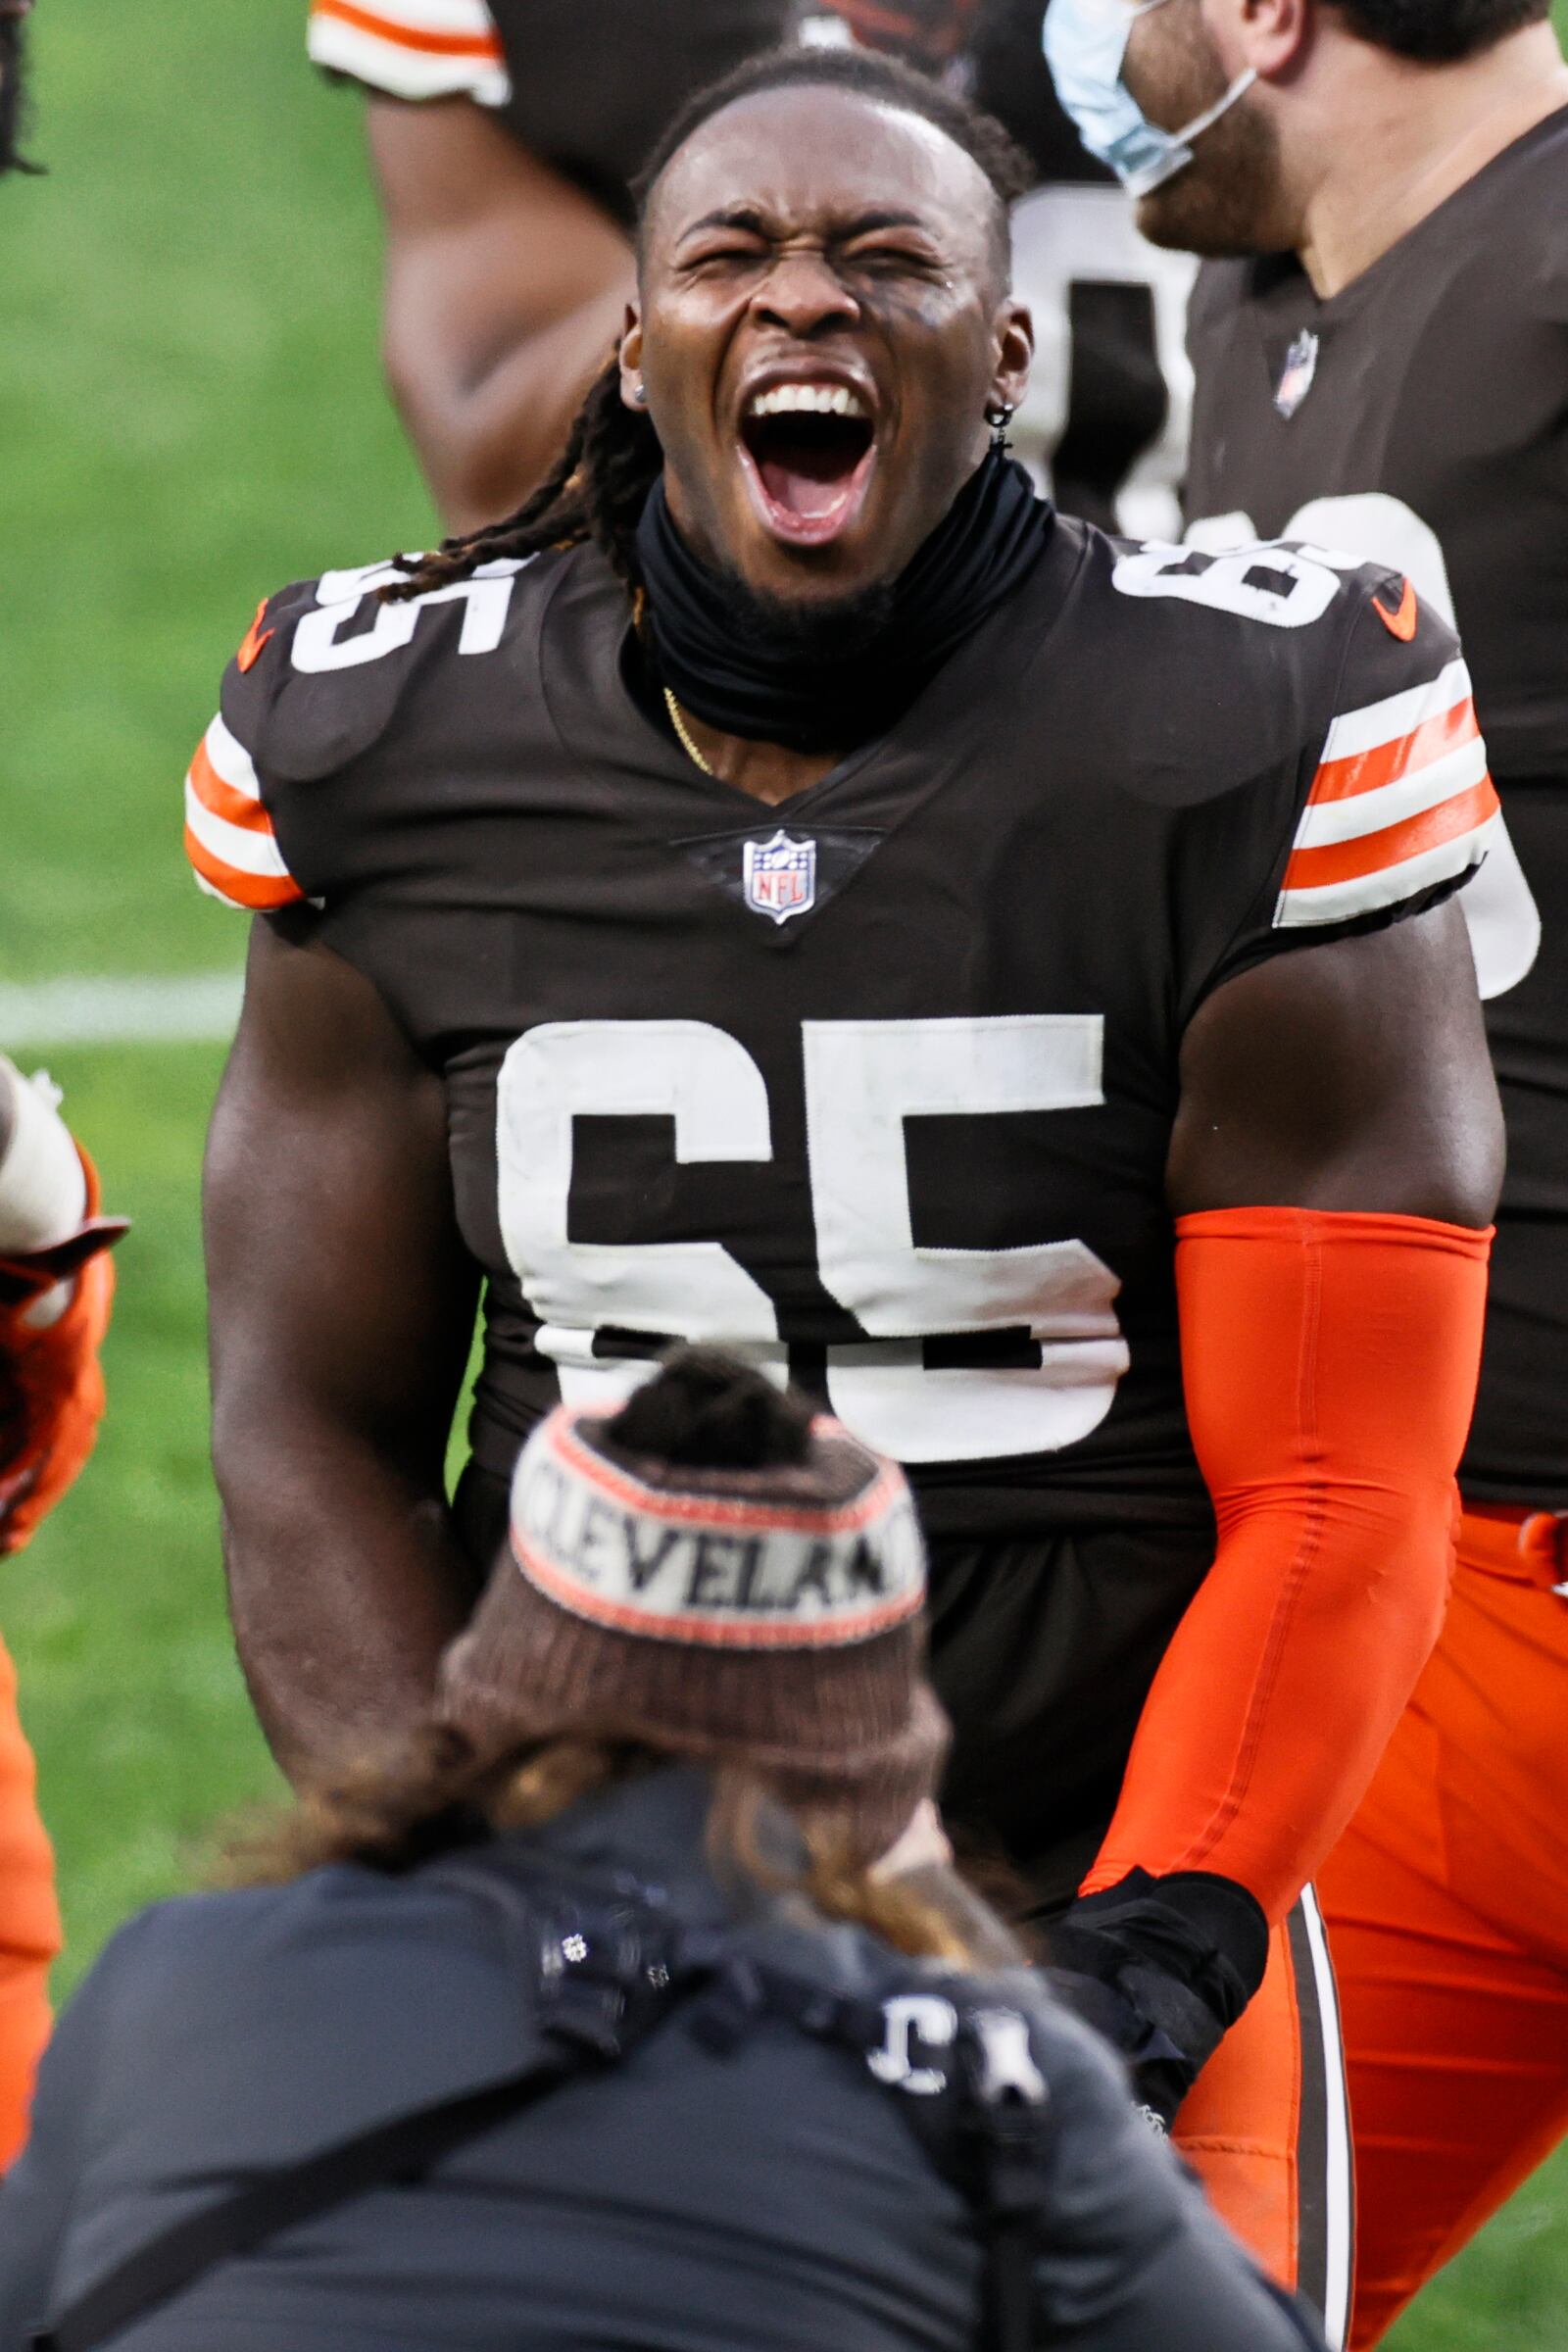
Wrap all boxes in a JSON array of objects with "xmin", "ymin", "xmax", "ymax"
[
  {"xmin": 1174, "ymin": 1890, "xmax": 1354, "ymax": 2346},
  {"xmin": 1316, "ymin": 1504, "xmax": 1568, "ymax": 2346},
  {"xmin": 0, "ymin": 1629, "xmax": 58, "ymax": 2169}
]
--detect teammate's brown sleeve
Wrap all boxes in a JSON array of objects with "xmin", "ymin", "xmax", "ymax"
[{"xmin": 1082, "ymin": 1206, "xmax": 1491, "ymax": 1925}]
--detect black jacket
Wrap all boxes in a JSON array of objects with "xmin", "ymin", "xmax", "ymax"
[{"xmin": 0, "ymin": 1770, "xmax": 1321, "ymax": 2352}]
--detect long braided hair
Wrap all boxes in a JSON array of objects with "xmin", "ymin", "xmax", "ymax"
[{"xmin": 384, "ymin": 45, "xmax": 1030, "ymax": 608}]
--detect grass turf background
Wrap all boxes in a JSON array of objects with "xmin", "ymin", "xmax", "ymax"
[{"xmin": 2, "ymin": 6, "xmax": 1566, "ymax": 2340}]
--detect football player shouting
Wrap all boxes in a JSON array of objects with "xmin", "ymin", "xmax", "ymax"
[
  {"xmin": 193, "ymin": 49, "xmax": 1500, "ymax": 2335},
  {"xmin": 0, "ymin": 4, "xmax": 126, "ymax": 2170},
  {"xmin": 1047, "ymin": 0, "xmax": 1568, "ymax": 2335},
  {"xmin": 307, "ymin": 0, "xmax": 1195, "ymax": 535}
]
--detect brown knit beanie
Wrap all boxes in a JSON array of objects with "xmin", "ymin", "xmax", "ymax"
[{"xmin": 437, "ymin": 1348, "xmax": 950, "ymax": 1867}]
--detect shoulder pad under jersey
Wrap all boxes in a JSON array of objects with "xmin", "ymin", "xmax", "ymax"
[
  {"xmin": 1067, "ymin": 533, "xmax": 1498, "ymax": 1007},
  {"xmin": 182, "ymin": 555, "xmax": 532, "ymax": 912},
  {"xmin": 1269, "ymin": 548, "xmax": 1498, "ymax": 935},
  {"xmin": 1102, "ymin": 535, "xmax": 1497, "ymax": 916}
]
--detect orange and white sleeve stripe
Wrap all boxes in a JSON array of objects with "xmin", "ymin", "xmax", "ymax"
[
  {"xmin": 307, "ymin": 0, "xmax": 511, "ymax": 106},
  {"xmin": 1276, "ymin": 657, "xmax": 1501, "ymax": 930},
  {"xmin": 184, "ymin": 713, "xmax": 307, "ymax": 914}
]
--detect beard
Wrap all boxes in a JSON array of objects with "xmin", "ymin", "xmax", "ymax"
[
  {"xmin": 710, "ymin": 566, "xmax": 900, "ymax": 667},
  {"xmin": 1123, "ymin": 8, "xmax": 1290, "ymax": 259},
  {"xmin": 0, "ymin": 15, "xmax": 40, "ymax": 178},
  {"xmin": 1135, "ymin": 92, "xmax": 1289, "ymax": 258}
]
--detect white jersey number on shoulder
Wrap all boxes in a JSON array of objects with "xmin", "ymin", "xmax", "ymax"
[
  {"xmin": 1113, "ymin": 539, "xmax": 1350, "ymax": 629},
  {"xmin": 496, "ymin": 1015, "xmax": 1129, "ymax": 1465},
  {"xmin": 291, "ymin": 559, "xmax": 529, "ymax": 673}
]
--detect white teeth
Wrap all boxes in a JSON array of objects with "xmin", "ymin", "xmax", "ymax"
[{"xmin": 747, "ymin": 382, "xmax": 869, "ymax": 420}]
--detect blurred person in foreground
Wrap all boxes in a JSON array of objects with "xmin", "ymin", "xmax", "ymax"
[
  {"xmin": 306, "ymin": 0, "xmax": 1196, "ymax": 534},
  {"xmin": 0, "ymin": 0, "xmax": 127, "ymax": 2170},
  {"xmin": 1045, "ymin": 0, "xmax": 1568, "ymax": 2335},
  {"xmin": 194, "ymin": 44, "xmax": 1503, "ymax": 2328},
  {"xmin": 0, "ymin": 1351, "xmax": 1323, "ymax": 2352}
]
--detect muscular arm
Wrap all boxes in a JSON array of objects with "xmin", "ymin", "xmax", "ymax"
[
  {"xmin": 1167, "ymin": 897, "xmax": 1502, "ymax": 1222},
  {"xmin": 367, "ymin": 97, "xmax": 635, "ymax": 532},
  {"xmin": 204, "ymin": 917, "xmax": 482, "ymax": 1787},
  {"xmin": 1084, "ymin": 903, "xmax": 1501, "ymax": 1923}
]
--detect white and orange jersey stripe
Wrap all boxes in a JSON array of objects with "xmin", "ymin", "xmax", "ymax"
[
  {"xmin": 306, "ymin": 0, "xmax": 511, "ymax": 107},
  {"xmin": 1276, "ymin": 656, "xmax": 1500, "ymax": 931},
  {"xmin": 184, "ymin": 713, "xmax": 306, "ymax": 915}
]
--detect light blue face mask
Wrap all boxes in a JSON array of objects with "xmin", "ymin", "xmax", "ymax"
[{"xmin": 1044, "ymin": 0, "xmax": 1258, "ymax": 198}]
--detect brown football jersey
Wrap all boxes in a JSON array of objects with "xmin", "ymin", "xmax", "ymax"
[
  {"xmin": 186, "ymin": 519, "xmax": 1494, "ymax": 1540},
  {"xmin": 1185, "ymin": 104, "xmax": 1568, "ymax": 1504}
]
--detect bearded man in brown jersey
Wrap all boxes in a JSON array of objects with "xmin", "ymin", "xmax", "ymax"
[
  {"xmin": 195, "ymin": 48, "xmax": 1504, "ymax": 2335},
  {"xmin": 1045, "ymin": 0, "xmax": 1568, "ymax": 2337}
]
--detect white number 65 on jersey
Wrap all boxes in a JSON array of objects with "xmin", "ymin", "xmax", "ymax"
[{"xmin": 496, "ymin": 1014, "xmax": 1130, "ymax": 1465}]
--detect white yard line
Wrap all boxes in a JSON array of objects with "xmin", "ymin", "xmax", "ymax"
[{"xmin": 0, "ymin": 972, "xmax": 244, "ymax": 1048}]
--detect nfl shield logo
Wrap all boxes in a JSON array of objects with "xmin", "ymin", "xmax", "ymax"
[
  {"xmin": 743, "ymin": 829, "xmax": 817, "ymax": 925},
  {"xmin": 1274, "ymin": 329, "xmax": 1320, "ymax": 421}
]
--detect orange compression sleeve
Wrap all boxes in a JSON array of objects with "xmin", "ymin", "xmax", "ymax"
[{"xmin": 1082, "ymin": 1208, "xmax": 1492, "ymax": 1926}]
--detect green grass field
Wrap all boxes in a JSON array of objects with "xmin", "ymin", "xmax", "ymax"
[{"xmin": 2, "ymin": 5, "xmax": 1566, "ymax": 2340}]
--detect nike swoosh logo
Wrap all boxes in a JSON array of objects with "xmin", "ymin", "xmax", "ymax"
[
  {"xmin": 236, "ymin": 599, "xmax": 275, "ymax": 673},
  {"xmin": 1372, "ymin": 577, "xmax": 1418, "ymax": 642}
]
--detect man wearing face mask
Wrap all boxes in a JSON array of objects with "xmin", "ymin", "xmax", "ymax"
[
  {"xmin": 1045, "ymin": 2, "xmax": 1568, "ymax": 2342},
  {"xmin": 1045, "ymin": 0, "xmax": 1261, "ymax": 207}
]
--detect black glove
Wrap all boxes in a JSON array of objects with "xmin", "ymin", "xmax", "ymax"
[{"xmin": 1045, "ymin": 1869, "xmax": 1269, "ymax": 2131}]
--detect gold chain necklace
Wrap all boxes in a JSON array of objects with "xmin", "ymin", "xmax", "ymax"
[{"xmin": 663, "ymin": 685, "xmax": 714, "ymax": 776}]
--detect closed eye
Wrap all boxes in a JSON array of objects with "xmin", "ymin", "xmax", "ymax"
[
  {"xmin": 679, "ymin": 240, "xmax": 770, "ymax": 274},
  {"xmin": 842, "ymin": 240, "xmax": 945, "ymax": 276}
]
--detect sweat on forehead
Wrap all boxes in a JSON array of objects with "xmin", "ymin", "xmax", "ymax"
[{"xmin": 640, "ymin": 84, "xmax": 1007, "ymax": 278}]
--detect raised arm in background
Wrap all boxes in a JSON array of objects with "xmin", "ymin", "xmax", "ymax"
[{"xmin": 367, "ymin": 97, "xmax": 633, "ymax": 532}]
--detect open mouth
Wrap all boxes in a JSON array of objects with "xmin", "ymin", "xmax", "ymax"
[{"xmin": 738, "ymin": 382, "xmax": 878, "ymax": 549}]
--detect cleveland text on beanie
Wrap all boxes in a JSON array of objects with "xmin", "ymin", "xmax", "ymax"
[{"xmin": 436, "ymin": 1348, "xmax": 950, "ymax": 1864}]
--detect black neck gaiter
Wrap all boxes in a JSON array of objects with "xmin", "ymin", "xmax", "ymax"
[{"xmin": 634, "ymin": 449, "xmax": 1052, "ymax": 757}]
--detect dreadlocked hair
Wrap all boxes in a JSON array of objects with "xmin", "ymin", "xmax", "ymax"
[
  {"xmin": 383, "ymin": 354, "xmax": 659, "ymax": 605},
  {"xmin": 385, "ymin": 42, "xmax": 1031, "ymax": 607}
]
